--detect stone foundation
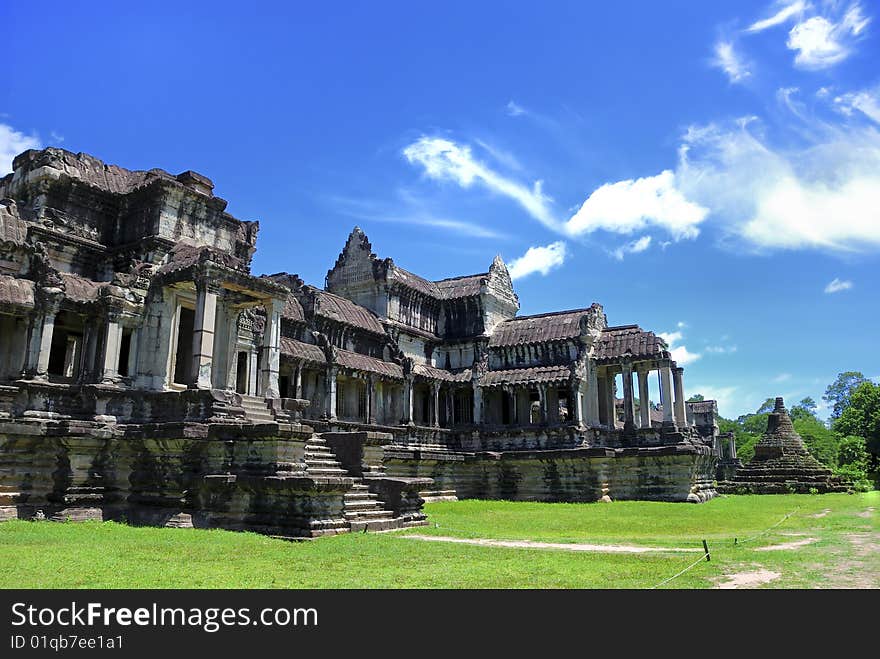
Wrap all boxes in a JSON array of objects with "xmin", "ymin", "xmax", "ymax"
[{"xmin": 385, "ymin": 444, "xmax": 717, "ymax": 503}]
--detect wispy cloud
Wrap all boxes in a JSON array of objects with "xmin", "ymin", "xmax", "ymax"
[
  {"xmin": 328, "ymin": 191, "xmax": 503, "ymax": 240},
  {"xmin": 506, "ymin": 100, "xmax": 526, "ymax": 117},
  {"xmin": 786, "ymin": 2, "xmax": 870, "ymax": 69},
  {"xmin": 745, "ymin": 1, "xmax": 808, "ymax": 33},
  {"xmin": 712, "ymin": 40, "xmax": 751, "ymax": 83},
  {"xmin": 403, "ymin": 136, "xmax": 561, "ymax": 232},
  {"xmin": 611, "ymin": 235, "xmax": 651, "ymax": 261},
  {"xmin": 833, "ymin": 86, "xmax": 880, "ymax": 124},
  {"xmin": 705, "ymin": 344, "xmax": 738, "ymax": 354},
  {"xmin": 0, "ymin": 122, "xmax": 41, "ymax": 175},
  {"xmin": 659, "ymin": 329, "xmax": 702, "ymax": 366},
  {"xmin": 506, "ymin": 241, "xmax": 567, "ymax": 280},
  {"xmin": 824, "ymin": 277, "xmax": 853, "ymax": 293},
  {"xmin": 675, "ymin": 116, "xmax": 880, "ymax": 252},
  {"xmin": 773, "ymin": 373, "xmax": 792, "ymax": 382}
]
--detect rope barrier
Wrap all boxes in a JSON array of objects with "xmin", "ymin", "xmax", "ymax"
[{"xmin": 648, "ymin": 506, "xmax": 800, "ymax": 589}]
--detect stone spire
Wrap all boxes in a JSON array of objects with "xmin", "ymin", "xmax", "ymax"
[{"xmin": 718, "ymin": 396, "xmax": 850, "ymax": 494}]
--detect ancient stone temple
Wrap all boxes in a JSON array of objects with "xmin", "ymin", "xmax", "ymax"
[
  {"xmin": 718, "ymin": 397, "xmax": 849, "ymax": 494},
  {"xmin": 0, "ymin": 148, "xmax": 724, "ymax": 538}
]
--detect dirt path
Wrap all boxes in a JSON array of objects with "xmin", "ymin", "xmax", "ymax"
[
  {"xmin": 716, "ymin": 569, "xmax": 781, "ymax": 589},
  {"xmin": 401, "ymin": 534, "xmax": 701, "ymax": 554},
  {"xmin": 755, "ymin": 538, "xmax": 817, "ymax": 551}
]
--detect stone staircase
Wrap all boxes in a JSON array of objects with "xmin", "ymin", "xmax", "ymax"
[
  {"xmin": 240, "ymin": 395, "xmax": 276, "ymax": 424},
  {"xmin": 419, "ymin": 488, "xmax": 458, "ymax": 503},
  {"xmin": 343, "ymin": 484, "xmax": 400, "ymax": 532},
  {"xmin": 302, "ymin": 435, "xmax": 349, "ymax": 478}
]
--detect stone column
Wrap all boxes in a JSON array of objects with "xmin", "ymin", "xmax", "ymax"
[
  {"xmin": 258, "ymin": 299, "xmax": 283, "ymax": 399},
  {"xmin": 673, "ymin": 366, "xmax": 687, "ymax": 427},
  {"xmin": 571, "ymin": 382, "xmax": 584, "ymax": 426},
  {"xmin": 403, "ymin": 377, "xmax": 414, "ymax": 424},
  {"xmin": 546, "ymin": 386, "xmax": 559, "ymax": 423},
  {"xmin": 294, "ymin": 362, "xmax": 303, "ymax": 399},
  {"xmin": 604, "ymin": 372, "xmax": 617, "ymax": 429},
  {"xmin": 431, "ymin": 381, "xmax": 440, "ymax": 428},
  {"xmin": 659, "ymin": 364, "xmax": 674, "ymax": 426},
  {"xmin": 366, "ymin": 376, "xmax": 375, "ymax": 424},
  {"xmin": 126, "ymin": 328, "xmax": 139, "ymax": 380},
  {"xmin": 326, "ymin": 365, "xmax": 337, "ymax": 420},
  {"xmin": 190, "ymin": 282, "xmax": 219, "ymax": 389},
  {"xmin": 621, "ymin": 362, "xmax": 635, "ymax": 431},
  {"xmin": 637, "ymin": 367, "xmax": 651, "ymax": 429},
  {"xmin": 538, "ymin": 384, "xmax": 548, "ymax": 423},
  {"xmin": 510, "ymin": 388, "xmax": 518, "ymax": 426},
  {"xmin": 472, "ymin": 383, "xmax": 482, "ymax": 425},
  {"xmin": 727, "ymin": 435, "xmax": 737, "ymax": 460},
  {"xmin": 588, "ymin": 366, "xmax": 600, "ymax": 426},
  {"xmin": 247, "ymin": 350, "xmax": 258, "ymax": 395},
  {"xmin": 223, "ymin": 308, "xmax": 240, "ymax": 391},
  {"xmin": 100, "ymin": 314, "xmax": 124, "ymax": 385},
  {"xmin": 27, "ymin": 301, "xmax": 60, "ymax": 380}
]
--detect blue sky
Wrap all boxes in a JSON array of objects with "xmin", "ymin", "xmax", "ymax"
[{"xmin": 3, "ymin": 1, "xmax": 879, "ymax": 418}]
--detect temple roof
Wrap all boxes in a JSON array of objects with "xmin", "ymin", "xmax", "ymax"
[
  {"xmin": 434, "ymin": 273, "xmax": 488, "ymax": 299},
  {"xmin": 336, "ymin": 348, "xmax": 404, "ymax": 379},
  {"xmin": 595, "ymin": 325, "xmax": 669, "ymax": 363},
  {"xmin": 414, "ymin": 363, "xmax": 473, "ymax": 382},
  {"xmin": 481, "ymin": 364, "xmax": 572, "ymax": 387},
  {"xmin": 310, "ymin": 288, "xmax": 386, "ymax": 336},
  {"xmin": 156, "ymin": 242, "xmax": 246, "ymax": 277},
  {"xmin": 60, "ymin": 272, "xmax": 103, "ymax": 303},
  {"xmin": 489, "ymin": 308, "xmax": 594, "ymax": 347},
  {"xmin": 0, "ymin": 274, "xmax": 35, "ymax": 308},
  {"xmin": 282, "ymin": 295, "xmax": 305, "ymax": 322},
  {"xmin": 279, "ymin": 337, "xmax": 326, "ymax": 364}
]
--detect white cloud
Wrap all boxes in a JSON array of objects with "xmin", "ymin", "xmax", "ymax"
[
  {"xmin": 611, "ymin": 235, "xmax": 651, "ymax": 261},
  {"xmin": 746, "ymin": 1, "xmax": 808, "ymax": 33},
  {"xmin": 712, "ymin": 40, "xmax": 751, "ymax": 83},
  {"xmin": 705, "ymin": 345, "xmax": 738, "ymax": 354},
  {"xmin": 824, "ymin": 277, "xmax": 853, "ymax": 293},
  {"xmin": 659, "ymin": 329, "xmax": 702, "ymax": 366},
  {"xmin": 0, "ymin": 122, "xmax": 41, "ymax": 175},
  {"xmin": 403, "ymin": 136, "xmax": 561, "ymax": 232},
  {"xmin": 506, "ymin": 241, "xmax": 567, "ymax": 280},
  {"xmin": 834, "ymin": 87, "xmax": 880, "ymax": 124},
  {"xmin": 506, "ymin": 100, "xmax": 526, "ymax": 117},
  {"xmin": 687, "ymin": 385, "xmax": 743, "ymax": 418},
  {"xmin": 786, "ymin": 3, "xmax": 870, "ymax": 69},
  {"xmin": 773, "ymin": 373, "xmax": 792, "ymax": 382},
  {"xmin": 565, "ymin": 170, "xmax": 708, "ymax": 241},
  {"xmin": 675, "ymin": 117, "xmax": 880, "ymax": 252}
]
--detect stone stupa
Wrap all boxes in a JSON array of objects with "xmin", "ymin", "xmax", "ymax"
[{"xmin": 718, "ymin": 397, "xmax": 850, "ymax": 494}]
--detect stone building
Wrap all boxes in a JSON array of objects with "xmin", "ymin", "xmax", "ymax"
[{"xmin": 0, "ymin": 148, "xmax": 723, "ymax": 537}]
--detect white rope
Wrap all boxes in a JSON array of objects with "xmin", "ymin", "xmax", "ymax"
[{"xmin": 650, "ymin": 551, "xmax": 710, "ymax": 589}]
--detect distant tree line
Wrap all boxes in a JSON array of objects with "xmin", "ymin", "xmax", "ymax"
[{"xmin": 691, "ymin": 371, "xmax": 878, "ymax": 491}]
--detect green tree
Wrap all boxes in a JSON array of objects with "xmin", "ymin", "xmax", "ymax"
[
  {"xmin": 687, "ymin": 393, "xmax": 705, "ymax": 402},
  {"xmin": 793, "ymin": 416, "xmax": 840, "ymax": 468},
  {"xmin": 836, "ymin": 435, "xmax": 871, "ymax": 489},
  {"xmin": 834, "ymin": 381, "xmax": 880, "ymax": 469},
  {"xmin": 755, "ymin": 398, "xmax": 776, "ymax": 414},
  {"xmin": 823, "ymin": 371, "xmax": 868, "ymax": 420}
]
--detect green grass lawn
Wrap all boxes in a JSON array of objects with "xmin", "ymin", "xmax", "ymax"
[{"xmin": 0, "ymin": 492, "xmax": 876, "ymax": 588}]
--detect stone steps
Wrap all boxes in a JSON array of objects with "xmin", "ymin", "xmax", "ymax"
[
  {"xmin": 240, "ymin": 395, "xmax": 276, "ymax": 423},
  {"xmin": 419, "ymin": 489, "xmax": 458, "ymax": 503}
]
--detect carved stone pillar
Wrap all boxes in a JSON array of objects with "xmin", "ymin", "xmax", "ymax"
[
  {"xmin": 26, "ymin": 297, "xmax": 61, "ymax": 380},
  {"xmin": 588, "ymin": 366, "xmax": 600, "ymax": 426},
  {"xmin": 326, "ymin": 365, "xmax": 338, "ymax": 420},
  {"xmin": 100, "ymin": 313, "xmax": 124, "ymax": 385},
  {"xmin": 660, "ymin": 364, "xmax": 674, "ymax": 426},
  {"xmin": 259, "ymin": 298, "xmax": 283, "ymax": 398},
  {"xmin": 604, "ymin": 372, "xmax": 617, "ymax": 429},
  {"xmin": 431, "ymin": 381, "xmax": 440, "ymax": 428},
  {"xmin": 191, "ymin": 281, "xmax": 219, "ymax": 389},
  {"xmin": 637, "ymin": 367, "xmax": 651, "ymax": 429},
  {"xmin": 472, "ymin": 383, "xmax": 482, "ymax": 425},
  {"xmin": 621, "ymin": 361, "xmax": 635, "ymax": 431},
  {"xmin": 673, "ymin": 366, "xmax": 687, "ymax": 427}
]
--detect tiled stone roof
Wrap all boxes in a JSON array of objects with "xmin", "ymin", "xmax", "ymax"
[
  {"xmin": 0, "ymin": 275, "xmax": 35, "ymax": 308},
  {"xmin": 312, "ymin": 288, "xmax": 386, "ymax": 335},
  {"xmin": 280, "ymin": 337, "xmax": 326, "ymax": 364},
  {"xmin": 481, "ymin": 364, "xmax": 571, "ymax": 387},
  {"xmin": 391, "ymin": 266, "xmax": 440, "ymax": 297},
  {"xmin": 595, "ymin": 325, "xmax": 668, "ymax": 363},
  {"xmin": 489, "ymin": 308, "xmax": 593, "ymax": 347},
  {"xmin": 282, "ymin": 295, "xmax": 305, "ymax": 322},
  {"xmin": 434, "ymin": 273, "xmax": 487, "ymax": 299},
  {"xmin": 156, "ymin": 242, "xmax": 244, "ymax": 277},
  {"xmin": 336, "ymin": 349, "xmax": 404, "ymax": 379},
  {"xmin": 414, "ymin": 363, "xmax": 473, "ymax": 382},
  {"xmin": 60, "ymin": 272, "xmax": 103, "ymax": 303}
]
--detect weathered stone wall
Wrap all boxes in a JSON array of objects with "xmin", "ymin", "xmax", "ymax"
[{"xmin": 384, "ymin": 445, "xmax": 717, "ymax": 503}]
